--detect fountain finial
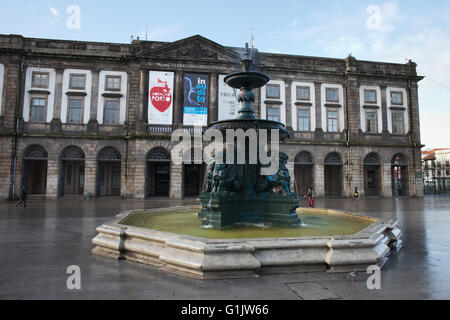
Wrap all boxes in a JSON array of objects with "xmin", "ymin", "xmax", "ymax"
[{"xmin": 241, "ymin": 42, "xmax": 253, "ymax": 72}]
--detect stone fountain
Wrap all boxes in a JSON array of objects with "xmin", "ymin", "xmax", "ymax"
[
  {"xmin": 198, "ymin": 43, "xmax": 301, "ymax": 229},
  {"xmin": 91, "ymin": 44, "xmax": 403, "ymax": 280}
]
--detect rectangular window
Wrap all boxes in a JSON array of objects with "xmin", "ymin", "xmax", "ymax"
[
  {"xmin": 105, "ymin": 76, "xmax": 122, "ymax": 91},
  {"xmin": 104, "ymin": 99, "xmax": 120, "ymax": 125},
  {"xmin": 366, "ymin": 111, "xmax": 378, "ymax": 133},
  {"xmin": 392, "ymin": 112, "xmax": 404, "ymax": 135},
  {"xmin": 327, "ymin": 110, "xmax": 338, "ymax": 132},
  {"xmin": 69, "ymin": 74, "xmax": 86, "ymax": 90},
  {"xmin": 364, "ymin": 89, "xmax": 377, "ymax": 104},
  {"xmin": 30, "ymin": 97, "xmax": 46, "ymax": 122},
  {"xmin": 296, "ymin": 86, "xmax": 310, "ymax": 101},
  {"xmin": 326, "ymin": 88, "xmax": 339, "ymax": 102},
  {"xmin": 298, "ymin": 109, "xmax": 310, "ymax": 132},
  {"xmin": 446, "ymin": 161, "xmax": 449, "ymax": 168},
  {"xmin": 391, "ymin": 91, "xmax": 403, "ymax": 105},
  {"xmin": 32, "ymin": 72, "xmax": 49, "ymax": 88},
  {"xmin": 68, "ymin": 98, "xmax": 83, "ymax": 123},
  {"xmin": 267, "ymin": 107, "xmax": 280, "ymax": 122},
  {"xmin": 266, "ymin": 84, "xmax": 280, "ymax": 99}
]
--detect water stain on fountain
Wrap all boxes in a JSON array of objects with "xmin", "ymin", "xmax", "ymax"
[{"xmin": 198, "ymin": 43, "xmax": 301, "ymax": 229}]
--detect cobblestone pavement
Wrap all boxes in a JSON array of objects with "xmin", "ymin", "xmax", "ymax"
[{"xmin": 0, "ymin": 195, "xmax": 449, "ymax": 300}]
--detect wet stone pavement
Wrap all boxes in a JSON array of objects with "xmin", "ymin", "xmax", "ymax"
[{"xmin": 0, "ymin": 195, "xmax": 449, "ymax": 300}]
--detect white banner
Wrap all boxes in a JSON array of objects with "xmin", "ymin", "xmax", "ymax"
[
  {"xmin": 149, "ymin": 71, "xmax": 174, "ymax": 125},
  {"xmin": 218, "ymin": 74, "xmax": 240, "ymax": 121}
]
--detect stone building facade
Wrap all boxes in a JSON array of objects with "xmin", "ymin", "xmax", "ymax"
[{"xmin": 0, "ymin": 34, "xmax": 424, "ymax": 200}]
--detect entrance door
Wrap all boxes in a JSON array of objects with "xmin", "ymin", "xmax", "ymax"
[
  {"xmin": 325, "ymin": 165, "xmax": 342, "ymax": 197},
  {"xmin": 99, "ymin": 162, "xmax": 121, "ymax": 197},
  {"xmin": 184, "ymin": 164, "xmax": 206, "ymax": 197},
  {"xmin": 24, "ymin": 160, "xmax": 47, "ymax": 195},
  {"xmin": 392, "ymin": 165, "xmax": 408, "ymax": 196},
  {"xmin": 364, "ymin": 165, "xmax": 381, "ymax": 196},
  {"xmin": 295, "ymin": 165, "xmax": 313, "ymax": 196},
  {"xmin": 63, "ymin": 161, "xmax": 85, "ymax": 196},
  {"xmin": 147, "ymin": 162, "xmax": 170, "ymax": 197}
]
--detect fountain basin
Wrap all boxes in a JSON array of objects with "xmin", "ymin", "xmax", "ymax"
[
  {"xmin": 224, "ymin": 72, "xmax": 269, "ymax": 89},
  {"xmin": 92, "ymin": 206, "xmax": 403, "ymax": 280}
]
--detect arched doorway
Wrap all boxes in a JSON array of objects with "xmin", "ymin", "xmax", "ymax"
[
  {"xmin": 183, "ymin": 149, "xmax": 206, "ymax": 198},
  {"xmin": 23, "ymin": 145, "xmax": 48, "ymax": 195},
  {"xmin": 97, "ymin": 147, "xmax": 121, "ymax": 197},
  {"xmin": 61, "ymin": 146, "xmax": 85, "ymax": 197},
  {"xmin": 324, "ymin": 152, "xmax": 343, "ymax": 197},
  {"xmin": 294, "ymin": 151, "xmax": 314, "ymax": 196},
  {"xmin": 364, "ymin": 153, "xmax": 381, "ymax": 196},
  {"xmin": 392, "ymin": 154, "xmax": 408, "ymax": 196},
  {"xmin": 146, "ymin": 147, "xmax": 171, "ymax": 197}
]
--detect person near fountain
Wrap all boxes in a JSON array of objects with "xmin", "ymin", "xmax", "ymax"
[
  {"xmin": 353, "ymin": 187, "xmax": 360, "ymax": 200},
  {"xmin": 16, "ymin": 186, "xmax": 28, "ymax": 208},
  {"xmin": 305, "ymin": 187, "xmax": 315, "ymax": 208}
]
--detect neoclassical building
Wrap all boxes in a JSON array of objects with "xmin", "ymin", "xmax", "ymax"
[{"xmin": 0, "ymin": 34, "xmax": 424, "ymax": 200}]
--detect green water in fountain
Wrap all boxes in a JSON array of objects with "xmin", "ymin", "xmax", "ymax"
[{"xmin": 121, "ymin": 208, "xmax": 374, "ymax": 239}]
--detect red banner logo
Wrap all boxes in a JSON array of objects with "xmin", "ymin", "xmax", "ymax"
[{"xmin": 150, "ymin": 79, "xmax": 172, "ymax": 113}]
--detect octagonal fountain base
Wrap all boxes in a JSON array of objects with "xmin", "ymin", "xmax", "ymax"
[{"xmin": 91, "ymin": 206, "xmax": 403, "ymax": 280}]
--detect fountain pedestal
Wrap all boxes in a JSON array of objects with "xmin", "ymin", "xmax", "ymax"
[{"xmin": 198, "ymin": 44, "xmax": 301, "ymax": 229}]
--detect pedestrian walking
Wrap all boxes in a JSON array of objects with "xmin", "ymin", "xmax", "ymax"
[{"xmin": 16, "ymin": 186, "xmax": 28, "ymax": 207}]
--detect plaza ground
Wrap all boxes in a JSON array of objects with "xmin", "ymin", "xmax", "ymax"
[{"xmin": 0, "ymin": 195, "xmax": 449, "ymax": 300}]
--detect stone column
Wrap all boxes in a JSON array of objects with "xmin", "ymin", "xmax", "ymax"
[
  {"xmin": 380, "ymin": 85, "xmax": 388, "ymax": 134},
  {"xmin": 351, "ymin": 153, "xmax": 364, "ymax": 197},
  {"xmin": 90, "ymin": 70, "xmax": 100, "ymax": 121},
  {"xmin": 174, "ymin": 71, "xmax": 184, "ymax": 126},
  {"xmin": 134, "ymin": 157, "xmax": 146, "ymax": 199},
  {"xmin": 382, "ymin": 164, "xmax": 392, "ymax": 197},
  {"xmin": 46, "ymin": 158, "xmax": 59, "ymax": 199},
  {"xmin": 287, "ymin": 161, "xmax": 295, "ymax": 193},
  {"xmin": 83, "ymin": 158, "xmax": 97, "ymax": 198},
  {"xmin": 170, "ymin": 163, "xmax": 183, "ymax": 199},
  {"xmin": 208, "ymin": 73, "xmax": 218, "ymax": 124},
  {"xmin": 342, "ymin": 160, "xmax": 351, "ymax": 198},
  {"xmin": 53, "ymin": 68, "xmax": 64, "ymax": 120},
  {"xmin": 314, "ymin": 81, "xmax": 322, "ymax": 130},
  {"xmin": 285, "ymin": 80, "xmax": 292, "ymax": 129},
  {"xmin": 315, "ymin": 164, "xmax": 325, "ymax": 197}
]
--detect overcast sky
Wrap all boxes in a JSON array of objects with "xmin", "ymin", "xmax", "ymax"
[{"xmin": 0, "ymin": 0, "xmax": 449, "ymax": 149}]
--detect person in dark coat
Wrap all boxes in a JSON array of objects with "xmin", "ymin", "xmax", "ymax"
[{"xmin": 16, "ymin": 187, "xmax": 28, "ymax": 207}]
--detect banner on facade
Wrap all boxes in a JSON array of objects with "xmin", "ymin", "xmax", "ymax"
[
  {"xmin": 149, "ymin": 71, "xmax": 174, "ymax": 125},
  {"xmin": 218, "ymin": 74, "xmax": 240, "ymax": 121},
  {"xmin": 183, "ymin": 73, "xmax": 209, "ymax": 126}
]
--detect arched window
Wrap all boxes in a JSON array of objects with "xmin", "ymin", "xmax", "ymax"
[
  {"xmin": 324, "ymin": 152, "xmax": 343, "ymax": 197},
  {"xmin": 392, "ymin": 154, "xmax": 407, "ymax": 166},
  {"xmin": 324, "ymin": 152, "xmax": 343, "ymax": 165},
  {"xmin": 147, "ymin": 147, "xmax": 171, "ymax": 162},
  {"xmin": 24, "ymin": 145, "xmax": 48, "ymax": 160},
  {"xmin": 98, "ymin": 147, "xmax": 121, "ymax": 161},
  {"xmin": 364, "ymin": 153, "xmax": 381, "ymax": 196},
  {"xmin": 295, "ymin": 151, "xmax": 313, "ymax": 165},
  {"xmin": 364, "ymin": 153, "xmax": 381, "ymax": 166},
  {"xmin": 62, "ymin": 146, "xmax": 85, "ymax": 161}
]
